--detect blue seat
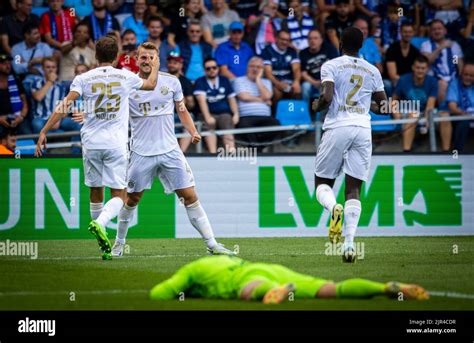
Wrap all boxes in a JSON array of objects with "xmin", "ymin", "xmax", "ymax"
[
  {"xmin": 410, "ymin": 37, "xmax": 429, "ymax": 50},
  {"xmin": 275, "ymin": 100, "xmax": 312, "ymax": 126},
  {"xmin": 370, "ymin": 111, "xmax": 398, "ymax": 132},
  {"xmin": 31, "ymin": 6, "xmax": 49, "ymax": 17},
  {"xmin": 16, "ymin": 139, "xmax": 36, "ymax": 155}
]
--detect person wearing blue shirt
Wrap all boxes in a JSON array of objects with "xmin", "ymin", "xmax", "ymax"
[
  {"xmin": 354, "ymin": 18, "xmax": 382, "ymax": 71},
  {"xmin": 392, "ymin": 55, "xmax": 438, "ymax": 152},
  {"xmin": 122, "ymin": 0, "xmax": 149, "ymax": 44},
  {"xmin": 215, "ymin": 21, "xmax": 254, "ymax": 80},
  {"xmin": 260, "ymin": 30, "xmax": 301, "ymax": 106},
  {"xmin": 193, "ymin": 57, "xmax": 239, "ymax": 153},
  {"xmin": 446, "ymin": 63, "xmax": 474, "ymax": 153}
]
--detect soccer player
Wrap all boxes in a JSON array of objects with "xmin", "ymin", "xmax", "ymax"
[
  {"xmin": 110, "ymin": 44, "xmax": 236, "ymax": 257},
  {"xmin": 35, "ymin": 37, "xmax": 160, "ymax": 259},
  {"xmin": 312, "ymin": 27, "xmax": 388, "ymax": 262},
  {"xmin": 150, "ymin": 255, "xmax": 429, "ymax": 303}
]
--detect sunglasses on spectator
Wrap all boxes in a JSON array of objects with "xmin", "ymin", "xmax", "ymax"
[{"xmin": 205, "ymin": 66, "xmax": 218, "ymax": 71}]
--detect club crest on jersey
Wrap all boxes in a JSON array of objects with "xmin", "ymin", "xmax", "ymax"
[
  {"xmin": 160, "ymin": 86, "xmax": 169, "ymax": 95},
  {"xmin": 128, "ymin": 180, "xmax": 135, "ymax": 189}
]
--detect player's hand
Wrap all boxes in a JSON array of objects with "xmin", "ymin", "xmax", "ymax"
[
  {"xmin": 35, "ymin": 132, "xmax": 47, "ymax": 157},
  {"xmin": 312, "ymin": 98, "xmax": 319, "ymax": 112},
  {"xmin": 72, "ymin": 111, "xmax": 85, "ymax": 124},
  {"xmin": 191, "ymin": 132, "xmax": 201, "ymax": 144},
  {"xmin": 0, "ymin": 115, "xmax": 11, "ymax": 127}
]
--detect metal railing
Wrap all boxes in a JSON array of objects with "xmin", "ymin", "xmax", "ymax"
[{"xmin": 15, "ymin": 113, "xmax": 473, "ymax": 153}]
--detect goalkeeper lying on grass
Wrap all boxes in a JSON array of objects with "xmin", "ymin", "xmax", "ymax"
[{"xmin": 150, "ymin": 256, "xmax": 429, "ymax": 304}]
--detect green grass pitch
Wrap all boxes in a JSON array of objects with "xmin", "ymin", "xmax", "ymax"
[{"xmin": 1, "ymin": 236, "xmax": 473, "ymax": 310}]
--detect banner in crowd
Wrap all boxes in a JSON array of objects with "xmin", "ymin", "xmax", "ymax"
[{"xmin": 0, "ymin": 155, "xmax": 472, "ymax": 239}]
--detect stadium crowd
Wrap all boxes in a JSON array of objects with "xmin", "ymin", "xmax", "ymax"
[{"xmin": 0, "ymin": 0, "xmax": 472, "ymax": 155}]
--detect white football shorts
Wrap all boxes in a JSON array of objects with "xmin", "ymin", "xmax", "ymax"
[{"xmin": 82, "ymin": 145, "xmax": 129, "ymax": 189}]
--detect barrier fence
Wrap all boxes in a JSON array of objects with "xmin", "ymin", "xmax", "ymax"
[{"xmin": 14, "ymin": 114, "xmax": 473, "ymax": 153}]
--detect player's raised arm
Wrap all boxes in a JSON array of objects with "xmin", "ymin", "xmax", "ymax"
[{"xmin": 35, "ymin": 91, "xmax": 80, "ymax": 157}]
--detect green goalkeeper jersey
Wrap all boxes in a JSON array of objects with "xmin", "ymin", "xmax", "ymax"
[{"xmin": 151, "ymin": 255, "xmax": 249, "ymax": 300}]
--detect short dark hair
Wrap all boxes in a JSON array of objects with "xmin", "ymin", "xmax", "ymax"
[
  {"xmin": 204, "ymin": 57, "xmax": 217, "ymax": 66},
  {"xmin": 23, "ymin": 22, "xmax": 39, "ymax": 36},
  {"xmin": 401, "ymin": 22, "xmax": 414, "ymax": 30},
  {"xmin": 429, "ymin": 19, "xmax": 445, "ymax": 28},
  {"xmin": 122, "ymin": 29, "xmax": 137, "ymax": 39},
  {"xmin": 146, "ymin": 15, "xmax": 163, "ymax": 27},
  {"xmin": 95, "ymin": 36, "xmax": 119, "ymax": 63},
  {"xmin": 335, "ymin": 0, "xmax": 350, "ymax": 5},
  {"xmin": 0, "ymin": 128, "xmax": 16, "ymax": 140},
  {"xmin": 278, "ymin": 29, "xmax": 291, "ymax": 37},
  {"xmin": 341, "ymin": 27, "xmax": 363, "ymax": 53},
  {"xmin": 413, "ymin": 55, "xmax": 429, "ymax": 65},
  {"xmin": 73, "ymin": 22, "xmax": 90, "ymax": 35}
]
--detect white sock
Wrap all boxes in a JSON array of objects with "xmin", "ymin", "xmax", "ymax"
[
  {"xmin": 116, "ymin": 204, "xmax": 136, "ymax": 244},
  {"xmin": 96, "ymin": 197, "xmax": 124, "ymax": 229},
  {"xmin": 343, "ymin": 199, "xmax": 361, "ymax": 245},
  {"xmin": 185, "ymin": 200, "xmax": 218, "ymax": 249},
  {"xmin": 316, "ymin": 184, "xmax": 337, "ymax": 213},
  {"xmin": 90, "ymin": 202, "xmax": 103, "ymax": 220}
]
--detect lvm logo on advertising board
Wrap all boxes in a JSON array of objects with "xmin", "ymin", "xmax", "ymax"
[{"xmin": 259, "ymin": 164, "xmax": 463, "ymax": 229}]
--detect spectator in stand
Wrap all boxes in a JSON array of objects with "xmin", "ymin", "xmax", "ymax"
[
  {"xmin": 353, "ymin": 0, "xmax": 378, "ymax": 19},
  {"xmin": 461, "ymin": 2, "xmax": 474, "ymax": 62},
  {"xmin": 74, "ymin": 63, "xmax": 89, "ymax": 76},
  {"xmin": 445, "ymin": 63, "xmax": 474, "ymax": 153},
  {"xmin": 215, "ymin": 21, "xmax": 254, "ymax": 81},
  {"xmin": 353, "ymin": 17, "xmax": 383, "ymax": 73},
  {"xmin": 230, "ymin": 0, "xmax": 259, "ymax": 20},
  {"xmin": 201, "ymin": 0, "xmax": 240, "ymax": 49},
  {"xmin": 146, "ymin": 16, "xmax": 174, "ymax": 72},
  {"xmin": 0, "ymin": 0, "xmax": 40, "ymax": 54},
  {"xmin": 281, "ymin": 0, "xmax": 315, "ymax": 52},
  {"xmin": 194, "ymin": 57, "xmax": 239, "ymax": 153},
  {"xmin": 246, "ymin": 0, "xmax": 282, "ymax": 55},
  {"xmin": 117, "ymin": 29, "xmax": 139, "ymax": 73},
  {"xmin": 81, "ymin": 0, "xmax": 121, "ymax": 43},
  {"xmin": 300, "ymin": 28, "xmax": 338, "ymax": 104},
  {"xmin": 122, "ymin": 0, "xmax": 149, "ymax": 44},
  {"xmin": 59, "ymin": 22, "xmax": 96, "ymax": 82},
  {"xmin": 31, "ymin": 57, "xmax": 81, "ymax": 135},
  {"xmin": 11, "ymin": 23, "xmax": 54, "ymax": 78},
  {"xmin": 166, "ymin": 52, "xmax": 196, "ymax": 152},
  {"xmin": 178, "ymin": 19, "xmax": 213, "ymax": 82},
  {"xmin": 392, "ymin": 55, "xmax": 438, "ymax": 152},
  {"xmin": 315, "ymin": 0, "xmax": 338, "ymax": 36},
  {"xmin": 168, "ymin": 0, "xmax": 206, "ymax": 47},
  {"xmin": 0, "ymin": 54, "xmax": 30, "ymax": 134},
  {"xmin": 261, "ymin": 30, "xmax": 301, "ymax": 106},
  {"xmin": 0, "ymin": 129, "xmax": 17, "ymax": 155},
  {"xmin": 234, "ymin": 57, "xmax": 280, "ymax": 151},
  {"xmin": 64, "ymin": 0, "xmax": 93, "ymax": 18},
  {"xmin": 421, "ymin": 19, "xmax": 464, "ymax": 104},
  {"xmin": 385, "ymin": 22, "xmax": 420, "ymax": 89},
  {"xmin": 39, "ymin": 0, "xmax": 77, "ymax": 51},
  {"xmin": 426, "ymin": 0, "xmax": 464, "ymax": 39},
  {"xmin": 380, "ymin": 3, "xmax": 402, "ymax": 52},
  {"xmin": 325, "ymin": 0, "xmax": 355, "ymax": 50}
]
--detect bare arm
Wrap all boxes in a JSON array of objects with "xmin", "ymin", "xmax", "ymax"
[
  {"xmin": 386, "ymin": 61, "xmax": 399, "ymax": 84},
  {"xmin": 219, "ymin": 65, "xmax": 236, "ymax": 80},
  {"xmin": 448, "ymin": 101, "xmax": 466, "ymax": 116},
  {"xmin": 196, "ymin": 94, "xmax": 213, "ymax": 122},
  {"xmin": 176, "ymin": 99, "xmax": 201, "ymax": 144},
  {"xmin": 302, "ymin": 71, "xmax": 321, "ymax": 87},
  {"xmin": 312, "ymin": 81, "xmax": 334, "ymax": 112},
  {"xmin": 202, "ymin": 29, "xmax": 217, "ymax": 49},
  {"xmin": 32, "ymin": 80, "xmax": 55, "ymax": 102},
  {"xmin": 1, "ymin": 34, "xmax": 11, "ymax": 54},
  {"xmin": 327, "ymin": 29, "xmax": 339, "ymax": 49},
  {"xmin": 228, "ymin": 96, "xmax": 239, "ymax": 123},
  {"xmin": 370, "ymin": 90, "xmax": 388, "ymax": 114},
  {"xmin": 44, "ymin": 32, "xmax": 63, "ymax": 50}
]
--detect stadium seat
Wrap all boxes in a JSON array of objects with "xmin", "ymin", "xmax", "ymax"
[
  {"xmin": 16, "ymin": 139, "xmax": 36, "ymax": 155},
  {"xmin": 410, "ymin": 37, "xmax": 429, "ymax": 50},
  {"xmin": 275, "ymin": 100, "xmax": 312, "ymax": 126},
  {"xmin": 31, "ymin": 6, "xmax": 49, "ymax": 17},
  {"xmin": 370, "ymin": 111, "xmax": 398, "ymax": 132}
]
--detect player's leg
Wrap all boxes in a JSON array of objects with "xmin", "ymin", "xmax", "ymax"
[
  {"xmin": 176, "ymin": 186, "xmax": 235, "ymax": 255},
  {"xmin": 314, "ymin": 128, "xmax": 346, "ymax": 243},
  {"xmin": 89, "ymin": 187, "xmax": 104, "ymax": 220},
  {"xmin": 316, "ymin": 279, "xmax": 429, "ymax": 300},
  {"xmin": 112, "ymin": 152, "xmax": 157, "ymax": 256}
]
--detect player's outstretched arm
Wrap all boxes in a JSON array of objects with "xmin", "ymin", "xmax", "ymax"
[
  {"xmin": 370, "ymin": 91, "xmax": 388, "ymax": 115},
  {"xmin": 150, "ymin": 266, "xmax": 193, "ymax": 300},
  {"xmin": 176, "ymin": 100, "xmax": 201, "ymax": 144},
  {"xmin": 312, "ymin": 80, "xmax": 334, "ymax": 113},
  {"xmin": 35, "ymin": 91, "xmax": 80, "ymax": 157}
]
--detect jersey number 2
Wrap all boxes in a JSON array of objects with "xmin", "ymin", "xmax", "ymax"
[{"xmin": 345, "ymin": 74, "xmax": 362, "ymax": 106}]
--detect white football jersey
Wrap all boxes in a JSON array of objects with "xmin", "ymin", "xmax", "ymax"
[
  {"xmin": 320, "ymin": 55, "xmax": 384, "ymax": 130},
  {"xmin": 129, "ymin": 72, "xmax": 184, "ymax": 156},
  {"xmin": 70, "ymin": 66, "xmax": 144, "ymax": 149}
]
